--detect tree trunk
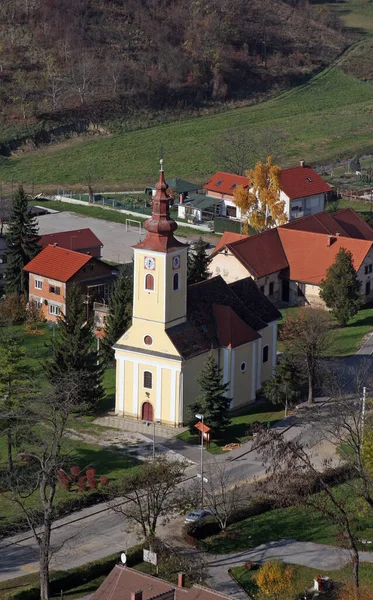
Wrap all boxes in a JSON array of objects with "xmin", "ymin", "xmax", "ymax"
[
  {"xmin": 39, "ymin": 517, "xmax": 52, "ymax": 600},
  {"xmin": 308, "ymin": 372, "xmax": 314, "ymax": 405},
  {"xmin": 7, "ymin": 427, "xmax": 13, "ymax": 472}
]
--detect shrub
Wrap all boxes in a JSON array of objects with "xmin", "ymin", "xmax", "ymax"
[
  {"xmin": 100, "ymin": 475, "xmax": 109, "ymax": 487},
  {"xmin": 86, "ymin": 468, "xmax": 96, "ymax": 480},
  {"xmin": 70, "ymin": 465, "xmax": 81, "ymax": 481},
  {"xmin": 78, "ymin": 476, "xmax": 87, "ymax": 492},
  {"xmin": 88, "ymin": 477, "xmax": 98, "ymax": 490}
]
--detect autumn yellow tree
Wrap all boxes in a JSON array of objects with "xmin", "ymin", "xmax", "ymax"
[
  {"xmin": 338, "ymin": 582, "xmax": 373, "ymax": 600},
  {"xmin": 254, "ymin": 560, "xmax": 294, "ymax": 600},
  {"xmin": 234, "ymin": 156, "xmax": 287, "ymax": 232}
]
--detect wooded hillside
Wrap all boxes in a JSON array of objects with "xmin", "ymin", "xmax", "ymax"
[{"xmin": 0, "ymin": 0, "xmax": 345, "ymax": 137}]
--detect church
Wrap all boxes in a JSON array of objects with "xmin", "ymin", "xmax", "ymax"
[{"xmin": 114, "ymin": 164, "xmax": 281, "ymax": 427}]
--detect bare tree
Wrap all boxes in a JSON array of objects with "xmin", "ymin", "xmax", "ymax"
[
  {"xmin": 280, "ymin": 308, "xmax": 331, "ymax": 405},
  {"xmin": 201, "ymin": 459, "xmax": 250, "ymax": 531},
  {"xmin": 110, "ymin": 456, "xmax": 189, "ymax": 549},
  {"xmin": 212, "ymin": 127, "xmax": 288, "ymax": 175},
  {"xmin": 1, "ymin": 376, "xmax": 81, "ymax": 600},
  {"xmin": 254, "ymin": 429, "xmax": 362, "ymax": 592}
]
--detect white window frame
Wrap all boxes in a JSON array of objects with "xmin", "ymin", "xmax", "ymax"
[
  {"xmin": 49, "ymin": 304, "xmax": 61, "ymax": 316},
  {"xmin": 35, "ymin": 279, "xmax": 43, "ymax": 290}
]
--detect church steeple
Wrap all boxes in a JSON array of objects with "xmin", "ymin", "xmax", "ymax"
[{"xmin": 134, "ymin": 161, "xmax": 186, "ymax": 253}]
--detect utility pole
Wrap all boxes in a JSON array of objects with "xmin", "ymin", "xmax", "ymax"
[{"xmin": 195, "ymin": 413, "xmax": 204, "ymax": 506}]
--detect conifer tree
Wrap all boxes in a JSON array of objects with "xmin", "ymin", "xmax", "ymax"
[
  {"xmin": 191, "ymin": 352, "xmax": 231, "ymax": 432},
  {"xmin": 45, "ymin": 284, "xmax": 104, "ymax": 412},
  {"xmin": 320, "ymin": 248, "xmax": 362, "ymax": 326},
  {"xmin": 102, "ymin": 266, "xmax": 133, "ymax": 363},
  {"xmin": 187, "ymin": 238, "xmax": 211, "ymax": 285},
  {"xmin": 5, "ymin": 186, "xmax": 40, "ymax": 295},
  {"xmin": 0, "ymin": 331, "xmax": 30, "ymax": 471}
]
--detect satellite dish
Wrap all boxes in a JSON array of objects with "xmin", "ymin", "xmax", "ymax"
[{"xmin": 120, "ymin": 552, "xmax": 127, "ymax": 565}]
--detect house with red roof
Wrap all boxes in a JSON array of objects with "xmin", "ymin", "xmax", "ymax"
[
  {"xmin": 24, "ymin": 245, "xmax": 116, "ymax": 321},
  {"xmin": 204, "ymin": 161, "xmax": 332, "ymax": 222},
  {"xmin": 38, "ymin": 228, "xmax": 103, "ymax": 258},
  {"xmin": 210, "ymin": 208, "xmax": 373, "ymax": 307}
]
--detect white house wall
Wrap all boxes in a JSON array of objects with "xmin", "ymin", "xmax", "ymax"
[{"xmin": 210, "ymin": 251, "xmax": 253, "ymax": 284}]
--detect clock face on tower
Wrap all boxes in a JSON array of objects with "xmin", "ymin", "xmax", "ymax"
[
  {"xmin": 144, "ymin": 256, "xmax": 155, "ymax": 270},
  {"xmin": 172, "ymin": 255, "xmax": 180, "ymax": 270}
]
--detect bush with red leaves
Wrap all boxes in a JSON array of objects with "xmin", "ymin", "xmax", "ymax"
[
  {"xmin": 70, "ymin": 465, "xmax": 81, "ymax": 481},
  {"xmin": 86, "ymin": 468, "xmax": 96, "ymax": 480},
  {"xmin": 78, "ymin": 476, "xmax": 87, "ymax": 492},
  {"xmin": 100, "ymin": 476, "xmax": 109, "ymax": 487}
]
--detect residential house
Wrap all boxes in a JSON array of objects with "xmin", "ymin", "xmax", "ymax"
[
  {"xmin": 39, "ymin": 228, "xmax": 103, "ymax": 258},
  {"xmin": 0, "ymin": 235, "xmax": 7, "ymax": 293},
  {"xmin": 114, "ymin": 167, "xmax": 281, "ymax": 426},
  {"xmin": 209, "ymin": 208, "xmax": 373, "ymax": 307},
  {"xmin": 24, "ymin": 245, "xmax": 116, "ymax": 322},
  {"xmin": 91, "ymin": 565, "xmax": 238, "ymax": 600},
  {"xmin": 203, "ymin": 162, "xmax": 332, "ymax": 222},
  {"xmin": 145, "ymin": 177, "xmax": 200, "ymax": 203}
]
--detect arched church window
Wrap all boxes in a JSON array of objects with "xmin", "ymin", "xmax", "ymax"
[
  {"xmin": 173, "ymin": 272, "xmax": 180, "ymax": 291},
  {"xmin": 145, "ymin": 274, "xmax": 154, "ymax": 291},
  {"xmin": 144, "ymin": 371, "xmax": 152, "ymax": 389}
]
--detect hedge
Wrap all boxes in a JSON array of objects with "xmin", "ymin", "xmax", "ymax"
[{"xmin": 7, "ymin": 543, "xmax": 144, "ymax": 600}]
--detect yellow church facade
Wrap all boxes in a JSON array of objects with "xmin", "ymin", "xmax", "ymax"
[{"xmin": 114, "ymin": 167, "xmax": 281, "ymax": 427}]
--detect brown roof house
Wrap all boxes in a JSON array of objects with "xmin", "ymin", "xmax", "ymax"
[
  {"xmin": 91, "ymin": 565, "xmax": 239, "ymax": 600},
  {"xmin": 39, "ymin": 228, "xmax": 103, "ymax": 258},
  {"xmin": 204, "ymin": 162, "xmax": 332, "ymax": 222},
  {"xmin": 24, "ymin": 244, "xmax": 117, "ymax": 322},
  {"xmin": 210, "ymin": 208, "xmax": 373, "ymax": 307}
]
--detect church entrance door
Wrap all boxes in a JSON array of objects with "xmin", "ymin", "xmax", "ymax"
[{"xmin": 142, "ymin": 401, "xmax": 153, "ymax": 422}]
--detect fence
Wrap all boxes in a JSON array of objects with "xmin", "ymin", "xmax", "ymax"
[{"xmin": 214, "ymin": 216, "xmax": 242, "ymax": 234}]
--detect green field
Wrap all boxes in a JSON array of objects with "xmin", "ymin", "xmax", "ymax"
[{"xmin": 1, "ymin": 62, "xmax": 373, "ymax": 188}]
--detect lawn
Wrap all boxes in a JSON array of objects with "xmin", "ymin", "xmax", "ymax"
[
  {"xmin": 1, "ymin": 57, "xmax": 373, "ymax": 188},
  {"xmin": 231, "ymin": 562, "xmax": 373, "ymax": 600},
  {"xmin": 278, "ymin": 304, "xmax": 373, "ymax": 357},
  {"xmin": 177, "ymin": 401, "xmax": 284, "ymax": 455},
  {"xmin": 201, "ymin": 484, "xmax": 373, "ymax": 555}
]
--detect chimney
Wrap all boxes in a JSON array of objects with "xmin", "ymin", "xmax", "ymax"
[
  {"xmin": 131, "ymin": 591, "xmax": 143, "ymax": 600},
  {"xmin": 300, "ymin": 160, "xmax": 305, "ymax": 168},
  {"xmin": 178, "ymin": 573, "xmax": 185, "ymax": 588},
  {"xmin": 336, "ymin": 231, "xmax": 340, "ymax": 236},
  {"xmin": 327, "ymin": 235, "xmax": 336, "ymax": 247},
  {"xmin": 179, "ymin": 193, "xmax": 184, "ymax": 204}
]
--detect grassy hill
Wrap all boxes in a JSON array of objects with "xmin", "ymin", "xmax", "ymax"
[{"xmin": 0, "ymin": 0, "xmax": 372, "ymax": 190}]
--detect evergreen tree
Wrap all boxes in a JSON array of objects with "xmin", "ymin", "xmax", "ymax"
[
  {"xmin": 102, "ymin": 266, "xmax": 133, "ymax": 363},
  {"xmin": 320, "ymin": 248, "xmax": 362, "ymax": 326},
  {"xmin": 264, "ymin": 354, "xmax": 305, "ymax": 417},
  {"xmin": 187, "ymin": 238, "xmax": 211, "ymax": 285},
  {"xmin": 5, "ymin": 186, "xmax": 40, "ymax": 295},
  {"xmin": 45, "ymin": 284, "xmax": 104, "ymax": 412},
  {"xmin": 0, "ymin": 331, "xmax": 30, "ymax": 471},
  {"xmin": 191, "ymin": 352, "xmax": 231, "ymax": 432}
]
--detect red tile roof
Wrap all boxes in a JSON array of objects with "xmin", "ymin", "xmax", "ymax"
[
  {"xmin": 203, "ymin": 172, "xmax": 248, "ymax": 196},
  {"xmin": 39, "ymin": 228, "xmax": 103, "ymax": 251},
  {"xmin": 213, "ymin": 209, "xmax": 373, "ymax": 284},
  {"xmin": 277, "ymin": 228, "xmax": 372, "ymax": 284},
  {"xmin": 280, "ymin": 165, "xmax": 331, "ymax": 200},
  {"xmin": 24, "ymin": 245, "xmax": 92, "ymax": 282},
  {"xmin": 213, "ymin": 304, "xmax": 260, "ymax": 348},
  {"xmin": 211, "ymin": 232, "xmax": 248, "ymax": 257},
  {"xmin": 90, "ymin": 565, "xmax": 236, "ymax": 600},
  {"xmin": 228, "ymin": 228, "xmax": 288, "ymax": 278}
]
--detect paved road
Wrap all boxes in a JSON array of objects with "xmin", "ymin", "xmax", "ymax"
[{"xmin": 206, "ymin": 540, "xmax": 373, "ymax": 597}]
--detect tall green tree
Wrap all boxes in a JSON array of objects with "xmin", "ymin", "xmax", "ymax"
[
  {"xmin": 5, "ymin": 186, "xmax": 40, "ymax": 295},
  {"xmin": 320, "ymin": 248, "xmax": 362, "ymax": 326},
  {"xmin": 264, "ymin": 354, "xmax": 305, "ymax": 417},
  {"xmin": 102, "ymin": 266, "xmax": 133, "ymax": 363},
  {"xmin": 191, "ymin": 352, "xmax": 231, "ymax": 432},
  {"xmin": 0, "ymin": 331, "xmax": 30, "ymax": 471},
  {"xmin": 45, "ymin": 284, "xmax": 104, "ymax": 412},
  {"xmin": 187, "ymin": 238, "xmax": 211, "ymax": 285}
]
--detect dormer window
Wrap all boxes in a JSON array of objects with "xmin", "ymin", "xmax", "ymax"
[
  {"xmin": 230, "ymin": 183, "xmax": 237, "ymax": 190},
  {"xmin": 216, "ymin": 180, "xmax": 223, "ymax": 186},
  {"xmin": 306, "ymin": 177, "xmax": 312, "ymax": 182}
]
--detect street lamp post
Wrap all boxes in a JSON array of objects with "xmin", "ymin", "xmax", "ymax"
[
  {"xmin": 195, "ymin": 413, "xmax": 204, "ymax": 506},
  {"xmin": 145, "ymin": 420, "xmax": 160, "ymax": 460}
]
